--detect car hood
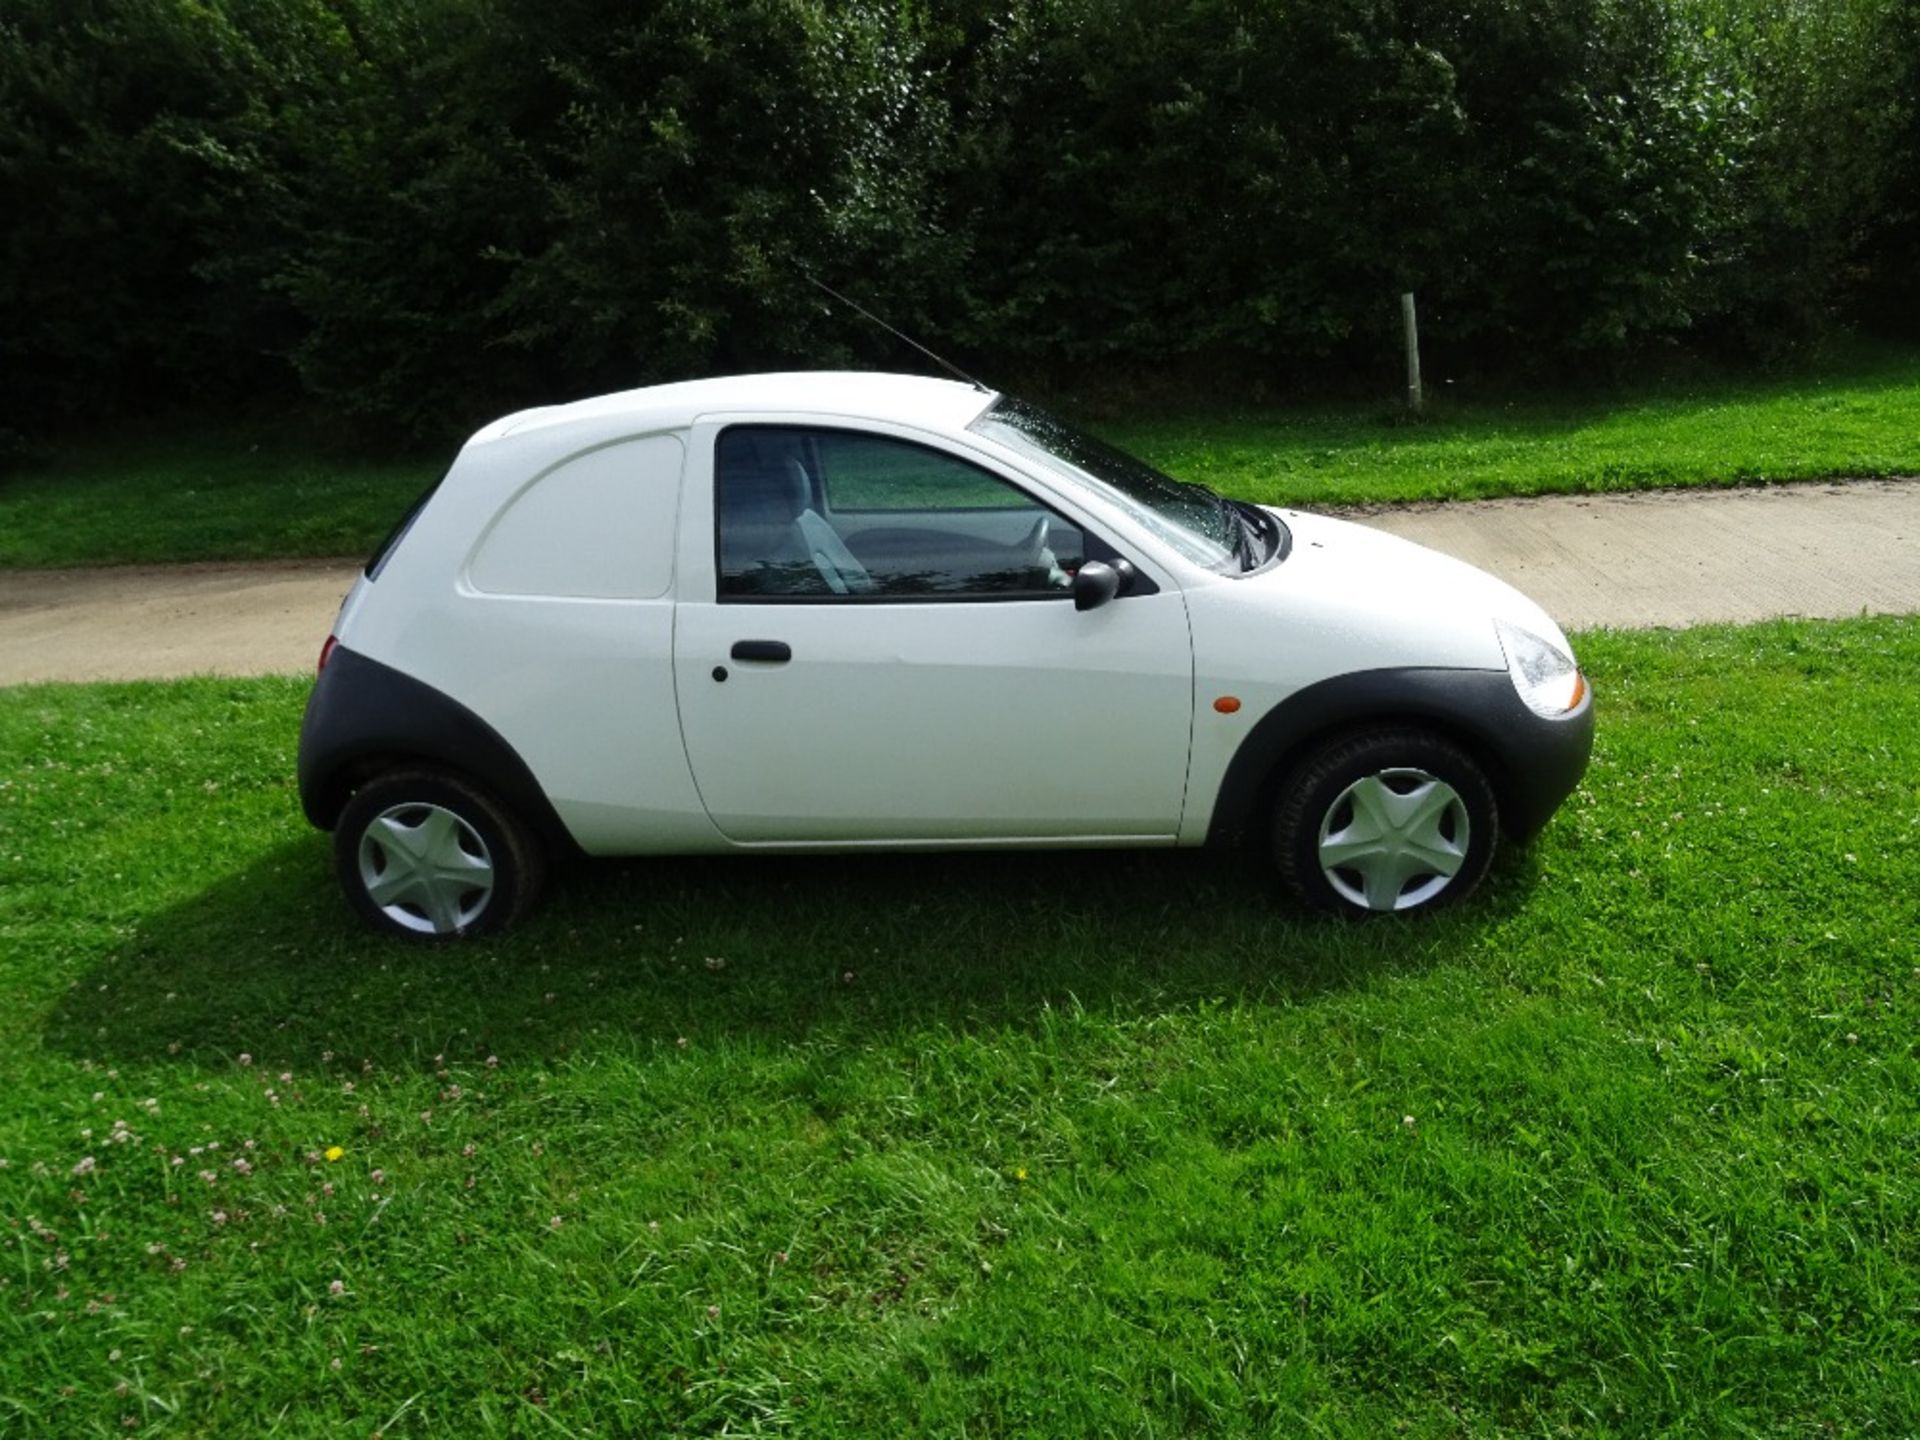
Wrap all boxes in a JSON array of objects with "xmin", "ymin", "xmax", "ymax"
[{"xmin": 1256, "ymin": 506, "xmax": 1575, "ymax": 665}]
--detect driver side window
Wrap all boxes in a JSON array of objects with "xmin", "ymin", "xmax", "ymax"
[{"xmin": 716, "ymin": 426, "xmax": 1086, "ymax": 600}]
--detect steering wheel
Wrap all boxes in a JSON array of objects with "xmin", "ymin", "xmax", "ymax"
[{"xmin": 1019, "ymin": 515, "xmax": 1069, "ymax": 588}]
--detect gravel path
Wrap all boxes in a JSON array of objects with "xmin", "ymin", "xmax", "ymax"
[
  {"xmin": 1, "ymin": 479, "xmax": 1916, "ymax": 685},
  {"xmin": 0, "ymin": 557, "xmax": 354, "ymax": 686},
  {"xmin": 1355, "ymin": 476, "xmax": 1918, "ymax": 630}
]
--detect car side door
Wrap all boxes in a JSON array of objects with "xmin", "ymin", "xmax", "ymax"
[{"xmin": 670, "ymin": 419, "xmax": 1195, "ymax": 844}]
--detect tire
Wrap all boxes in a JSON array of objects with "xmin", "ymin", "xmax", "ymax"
[
  {"xmin": 1273, "ymin": 727, "xmax": 1499, "ymax": 917},
  {"xmin": 333, "ymin": 767, "xmax": 545, "ymax": 940}
]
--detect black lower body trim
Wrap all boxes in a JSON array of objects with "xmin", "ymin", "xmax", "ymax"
[
  {"xmin": 1206, "ymin": 667, "xmax": 1594, "ymax": 847},
  {"xmin": 297, "ymin": 645, "xmax": 576, "ymax": 854}
]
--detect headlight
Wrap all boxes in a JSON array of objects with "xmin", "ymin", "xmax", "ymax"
[{"xmin": 1495, "ymin": 619, "xmax": 1587, "ymax": 718}]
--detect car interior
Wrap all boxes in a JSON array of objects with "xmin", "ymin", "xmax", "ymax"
[{"xmin": 717, "ymin": 426, "xmax": 1085, "ymax": 598}]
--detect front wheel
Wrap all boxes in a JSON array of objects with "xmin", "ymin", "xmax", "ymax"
[
  {"xmin": 1273, "ymin": 727, "xmax": 1499, "ymax": 916},
  {"xmin": 333, "ymin": 768, "xmax": 545, "ymax": 939}
]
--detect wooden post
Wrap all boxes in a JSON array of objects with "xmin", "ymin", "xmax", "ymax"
[{"xmin": 1401, "ymin": 291, "xmax": 1424, "ymax": 413}]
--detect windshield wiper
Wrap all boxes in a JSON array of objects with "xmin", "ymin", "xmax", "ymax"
[{"xmin": 1216, "ymin": 496, "xmax": 1258, "ymax": 570}]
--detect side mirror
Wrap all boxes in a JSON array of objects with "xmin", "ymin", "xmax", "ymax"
[{"xmin": 1073, "ymin": 560, "xmax": 1121, "ymax": 612}]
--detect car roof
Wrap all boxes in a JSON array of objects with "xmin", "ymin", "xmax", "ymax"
[{"xmin": 475, "ymin": 371, "xmax": 996, "ymax": 446}]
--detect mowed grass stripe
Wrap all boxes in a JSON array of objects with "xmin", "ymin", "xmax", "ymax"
[
  {"xmin": 0, "ymin": 615, "xmax": 1914, "ymax": 1435},
  {"xmin": 1105, "ymin": 341, "xmax": 1920, "ymax": 508},
  {"xmin": 6, "ymin": 341, "xmax": 1920, "ymax": 569}
]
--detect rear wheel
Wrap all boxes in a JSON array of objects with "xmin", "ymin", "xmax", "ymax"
[
  {"xmin": 333, "ymin": 768, "xmax": 544, "ymax": 939},
  {"xmin": 1273, "ymin": 727, "xmax": 1498, "ymax": 916}
]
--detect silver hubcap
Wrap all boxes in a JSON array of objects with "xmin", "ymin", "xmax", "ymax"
[
  {"xmin": 1317, "ymin": 768, "xmax": 1470, "ymax": 913},
  {"xmin": 357, "ymin": 802, "xmax": 495, "ymax": 935}
]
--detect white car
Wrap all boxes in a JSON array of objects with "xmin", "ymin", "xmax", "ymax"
[{"xmin": 299, "ymin": 372, "xmax": 1592, "ymax": 937}]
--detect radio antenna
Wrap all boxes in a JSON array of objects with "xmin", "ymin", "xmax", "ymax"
[{"xmin": 805, "ymin": 274, "xmax": 992, "ymax": 394}]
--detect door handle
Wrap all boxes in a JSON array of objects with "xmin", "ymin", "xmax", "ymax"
[{"xmin": 730, "ymin": 640, "xmax": 792, "ymax": 664}]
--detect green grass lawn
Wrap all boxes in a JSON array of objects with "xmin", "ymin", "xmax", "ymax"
[
  {"xmin": 1107, "ymin": 339, "xmax": 1920, "ymax": 508},
  {"xmin": 1, "ymin": 617, "xmax": 1915, "ymax": 1435},
  {"xmin": 0, "ymin": 423, "xmax": 440, "ymax": 571},
  {"xmin": 5, "ymin": 343, "xmax": 1919, "ymax": 569}
]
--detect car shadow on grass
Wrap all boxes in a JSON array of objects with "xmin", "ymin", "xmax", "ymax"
[{"xmin": 44, "ymin": 836, "xmax": 1542, "ymax": 1071}]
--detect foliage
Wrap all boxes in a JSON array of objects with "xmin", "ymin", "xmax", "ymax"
[
  {"xmin": 274, "ymin": 0, "xmax": 963, "ymax": 433},
  {"xmin": 1677, "ymin": 0, "xmax": 1917, "ymax": 345},
  {"xmin": 0, "ymin": 0, "xmax": 384, "ymax": 420},
  {"xmin": 949, "ymin": 0, "xmax": 1709, "ymax": 368},
  {"xmin": 1858, "ymin": 0, "xmax": 1920, "ymax": 333},
  {"xmin": 2, "ymin": 0, "xmax": 1917, "ymax": 437},
  {"xmin": 0, "ymin": 616, "xmax": 1916, "ymax": 1432}
]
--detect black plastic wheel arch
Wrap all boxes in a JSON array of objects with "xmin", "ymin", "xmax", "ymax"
[
  {"xmin": 1205, "ymin": 666, "xmax": 1594, "ymax": 849},
  {"xmin": 298, "ymin": 645, "xmax": 578, "ymax": 856}
]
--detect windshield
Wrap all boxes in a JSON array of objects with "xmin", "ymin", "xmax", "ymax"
[{"xmin": 970, "ymin": 396, "xmax": 1276, "ymax": 571}]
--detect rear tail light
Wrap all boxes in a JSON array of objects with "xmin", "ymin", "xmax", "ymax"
[{"xmin": 317, "ymin": 635, "xmax": 339, "ymax": 674}]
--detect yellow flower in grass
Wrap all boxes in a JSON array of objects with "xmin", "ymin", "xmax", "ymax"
[{"xmin": 324, "ymin": 1145, "xmax": 345, "ymax": 1163}]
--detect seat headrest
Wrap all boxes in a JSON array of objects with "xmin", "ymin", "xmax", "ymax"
[{"xmin": 719, "ymin": 431, "xmax": 810, "ymax": 524}]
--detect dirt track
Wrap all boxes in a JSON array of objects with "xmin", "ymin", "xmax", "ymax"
[
  {"xmin": 1355, "ymin": 477, "xmax": 1919, "ymax": 629},
  {"xmin": 1, "ymin": 479, "xmax": 1916, "ymax": 686},
  {"xmin": 0, "ymin": 557, "xmax": 354, "ymax": 685}
]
